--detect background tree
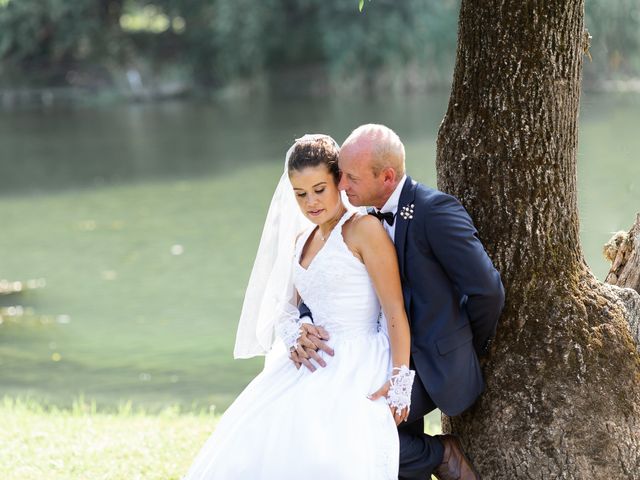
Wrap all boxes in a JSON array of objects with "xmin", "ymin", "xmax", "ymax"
[
  {"xmin": 435, "ymin": 0, "xmax": 640, "ymax": 477},
  {"xmin": 0, "ymin": 0, "xmax": 120, "ymax": 84},
  {"xmin": 2, "ymin": 0, "xmax": 638, "ymax": 92}
]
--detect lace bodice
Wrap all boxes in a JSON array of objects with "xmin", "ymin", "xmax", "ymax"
[{"xmin": 293, "ymin": 210, "xmax": 382, "ymax": 337}]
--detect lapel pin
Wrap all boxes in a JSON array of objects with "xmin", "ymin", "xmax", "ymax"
[{"xmin": 400, "ymin": 203, "xmax": 414, "ymax": 220}]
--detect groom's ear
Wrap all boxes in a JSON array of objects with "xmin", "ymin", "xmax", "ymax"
[{"xmin": 381, "ymin": 167, "xmax": 397, "ymax": 186}]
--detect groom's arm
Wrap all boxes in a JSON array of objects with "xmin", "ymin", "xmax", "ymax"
[
  {"xmin": 425, "ymin": 192, "xmax": 505, "ymax": 356},
  {"xmin": 298, "ymin": 302, "xmax": 314, "ymax": 324}
]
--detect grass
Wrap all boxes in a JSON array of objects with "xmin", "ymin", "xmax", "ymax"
[
  {"xmin": 1, "ymin": 395, "xmax": 441, "ymax": 480},
  {"xmin": 0, "ymin": 396, "xmax": 216, "ymax": 480}
]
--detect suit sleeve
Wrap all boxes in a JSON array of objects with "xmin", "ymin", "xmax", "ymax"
[
  {"xmin": 298, "ymin": 302, "xmax": 314, "ymax": 324},
  {"xmin": 424, "ymin": 192, "xmax": 505, "ymax": 356}
]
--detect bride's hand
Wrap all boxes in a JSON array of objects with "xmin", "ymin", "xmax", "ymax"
[{"xmin": 368, "ymin": 381, "xmax": 409, "ymax": 425}]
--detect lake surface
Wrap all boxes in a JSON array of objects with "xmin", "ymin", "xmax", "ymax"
[{"xmin": 0, "ymin": 92, "xmax": 638, "ymax": 412}]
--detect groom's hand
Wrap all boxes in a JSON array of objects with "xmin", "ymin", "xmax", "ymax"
[{"xmin": 289, "ymin": 324, "xmax": 333, "ymax": 372}]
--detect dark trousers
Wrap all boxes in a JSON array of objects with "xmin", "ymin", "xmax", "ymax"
[{"xmin": 398, "ymin": 372, "xmax": 444, "ymax": 479}]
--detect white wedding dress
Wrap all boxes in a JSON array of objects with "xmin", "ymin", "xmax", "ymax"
[{"xmin": 183, "ymin": 211, "xmax": 399, "ymax": 479}]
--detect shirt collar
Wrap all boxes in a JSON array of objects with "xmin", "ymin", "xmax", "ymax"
[{"xmin": 379, "ymin": 174, "xmax": 407, "ymax": 214}]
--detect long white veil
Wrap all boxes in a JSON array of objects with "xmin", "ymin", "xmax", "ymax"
[{"xmin": 233, "ymin": 135, "xmax": 338, "ymax": 359}]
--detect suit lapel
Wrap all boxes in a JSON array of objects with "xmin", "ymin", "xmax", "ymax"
[{"xmin": 394, "ymin": 176, "xmax": 417, "ymax": 282}]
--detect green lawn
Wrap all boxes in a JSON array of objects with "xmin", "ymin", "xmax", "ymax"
[
  {"xmin": 1, "ymin": 396, "xmax": 215, "ymax": 480},
  {"xmin": 2, "ymin": 395, "xmax": 441, "ymax": 480}
]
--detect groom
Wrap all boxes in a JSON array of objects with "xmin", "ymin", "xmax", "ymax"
[{"xmin": 293, "ymin": 124, "xmax": 505, "ymax": 480}]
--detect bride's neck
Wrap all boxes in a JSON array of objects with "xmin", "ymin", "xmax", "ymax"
[{"xmin": 318, "ymin": 204, "xmax": 347, "ymax": 240}]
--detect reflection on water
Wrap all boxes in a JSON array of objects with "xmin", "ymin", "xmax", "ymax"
[
  {"xmin": 0, "ymin": 92, "xmax": 638, "ymax": 411},
  {"xmin": 0, "ymin": 96, "xmax": 445, "ymax": 196}
]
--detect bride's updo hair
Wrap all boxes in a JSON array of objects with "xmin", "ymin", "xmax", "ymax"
[{"xmin": 287, "ymin": 135, "xmax": 340, "ymax": 184}]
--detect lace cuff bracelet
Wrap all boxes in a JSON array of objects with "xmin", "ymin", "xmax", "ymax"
[
  {"xmin": 387, "ymin": 365, "xmax": 415, "ymax": 413},
  {"xmin": 275, "ymin": 318, "xmax": 302, "ymax": 351}
]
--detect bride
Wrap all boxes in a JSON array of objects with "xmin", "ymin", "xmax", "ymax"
[{"xmin": 183, "ymin": 134, "xmax": 415, "ymax": 480}]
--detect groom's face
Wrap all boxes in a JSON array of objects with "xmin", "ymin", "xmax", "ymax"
[{"xmin": 338, "ymin": 149, "xmax": 385, "ymax": 209}]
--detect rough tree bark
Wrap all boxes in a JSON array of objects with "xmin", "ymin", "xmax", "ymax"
[
  {"xmin": 604, "ymin": 215, "xmax": 640, "ymax": 353},
  {"xmin": 605, "ymin": 214, "xmax": 640, "ymax": 293},
  {"xmin": 435, "ymin": 0, "xmax": 640, "ymax": 478}
]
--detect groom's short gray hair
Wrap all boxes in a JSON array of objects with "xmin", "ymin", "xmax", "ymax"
[{"xmin": 342, "ymin": 124, "xmax": 405, "ymax": 177}]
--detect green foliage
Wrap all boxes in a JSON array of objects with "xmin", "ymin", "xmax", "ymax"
[
  {"xmin": 585, "ymin": 0, "xmax": 640, "ymax": 76},
  {"xmin": 121, "ymin": 0, "xmax": 219, "ymax": 85},
  {"xmin": 317, "ymin": 0, "xmax": 458, "ymax": 82},
  {"xmin": 212, "ymin": 0, "xmax": 287, "ymax": 81},
  {"xmin": 0, "ymin": 0, "xmax": 115, "ymax": 66},
  {"xmin": 0, "ymin": 0, "xmax": 455, "ymax": 89},
  {"xmin": 0, "ymin": 0, "xmax": 639, "ymax": 90},
  {"xmin": 203, "ymin": 0, "xmax": 458, "ymax": 89}
]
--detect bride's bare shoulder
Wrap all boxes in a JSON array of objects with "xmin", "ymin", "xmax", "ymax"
[{"xmin": 343, "ymin": 212, "xmax": 387, "ymax": 241}]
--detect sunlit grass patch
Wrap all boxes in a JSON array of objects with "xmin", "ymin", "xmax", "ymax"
[{"xmin": 0, "ymin": 396, "xmax": 216, "ymax": 480}]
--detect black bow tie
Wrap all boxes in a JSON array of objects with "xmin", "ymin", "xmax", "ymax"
[{"xmin": 368, "ymin": 208, "xmax": 395, "ymax": 226}]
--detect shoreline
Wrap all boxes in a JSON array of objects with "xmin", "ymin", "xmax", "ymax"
[{"xmin": 3, "ymin": 76, "xmax": 639, "ymax": 110}]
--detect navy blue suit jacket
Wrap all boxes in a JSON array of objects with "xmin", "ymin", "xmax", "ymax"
[{"xmin": 394, "ymin": 177, "xmax": 504, "ymax": 416}]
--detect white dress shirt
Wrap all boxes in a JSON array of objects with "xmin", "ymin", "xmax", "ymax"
[{"xmin": 377, "ymin": 174, "xmax": 407, "ymax": 242}]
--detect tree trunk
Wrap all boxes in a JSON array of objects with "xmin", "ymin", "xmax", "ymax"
[{"xmin": 435, "ymin": 0, "xmax": 640, "ymax": 478}]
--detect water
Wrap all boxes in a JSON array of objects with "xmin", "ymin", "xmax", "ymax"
[{"xmin": 0, "ymin": 92, "xmax": 638, "ymax": 412}]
